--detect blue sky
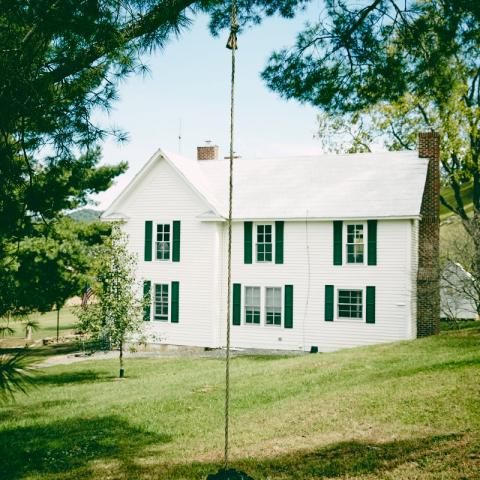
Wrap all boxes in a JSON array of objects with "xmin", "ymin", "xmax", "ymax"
[{"xmin": 95, "ymin": 6, "xmax": 324, "ymax": 209}]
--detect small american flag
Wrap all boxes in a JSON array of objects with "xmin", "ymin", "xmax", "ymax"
[{"xmin": 81, "ymin": 285, "xmax": 93, "ymax": 308}]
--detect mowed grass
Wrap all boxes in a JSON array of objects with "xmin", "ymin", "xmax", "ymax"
[
  {"xmin": 1, "ymin": 327, "xmax": 479, "ymax": 480},
  {"xmin": 0, "ymin": 308, "xmax": 77, "ymax": 347}
]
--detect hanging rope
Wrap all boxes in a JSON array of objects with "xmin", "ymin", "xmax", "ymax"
[
  {"xmin": 207, "ymin": 6, "xmax": 256, "ymax": 479},
  {"xmin": 224, "ymin": 0, "xmax": 238, "ymax": 470}
]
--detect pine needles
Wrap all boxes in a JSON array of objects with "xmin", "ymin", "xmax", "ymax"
[{"xmin": 0, "ymin": 351, "xmax": 35, "ymax": 403}]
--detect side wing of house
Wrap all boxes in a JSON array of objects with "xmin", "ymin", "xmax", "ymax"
[
  {"xmin": 440, "ymin": 262, "xmax": 479, "ymax": 320},
  {"xmin": 223, "ymin": 218, "xmax": 417, "ymax": 352},
  {"xmin": 102, "ymin": 153, "xmax": 223, "ymax": 348}
]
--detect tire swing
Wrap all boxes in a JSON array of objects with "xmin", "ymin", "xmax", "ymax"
[{"xmin": 206, "ymin": 2, "xmax": 255, "ymax": 480}]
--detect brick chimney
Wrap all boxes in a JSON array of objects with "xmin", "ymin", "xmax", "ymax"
[
  {"xmin": 197, "ymin": 143, "xmax": 219, "ymax": 161},
  {"xmin": 417, "ymin": 131, "xmax": 440, "ymax": 337}
]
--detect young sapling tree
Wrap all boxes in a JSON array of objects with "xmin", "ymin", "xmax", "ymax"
[{"xmin": 76, "ymin": 224, "xmax": 144, "ymax": 378}]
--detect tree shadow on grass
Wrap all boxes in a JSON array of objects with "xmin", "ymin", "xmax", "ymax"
[
  {"xmin": 32, "ymin": 369, "xmax": 112, "ymax": 386},
  {"xmin": 0, "ymin": 343, "xmax": 83, "ymax": 362},
  {"xmin": 371, "ymin": 357, "xmax": 480, "ymax": 384},
  {"xmin": 0, "ymin": 415, "xmax": 171, "ymax": 480},
  {"xmin": 156, "ymin": 433, "xmax": 462, "ymax": 480}
]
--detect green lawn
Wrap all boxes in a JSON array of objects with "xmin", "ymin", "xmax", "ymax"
[
  {"xmin": 1, "ymin": 325, "xmax": 479, "ymax": 479},
  {"xmin": 0, "ymin": 308, "xmax": 77, "ymax": 347}
]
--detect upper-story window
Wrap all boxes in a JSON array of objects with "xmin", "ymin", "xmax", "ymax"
[
  {"xmin": 346, "ymin": 224, "xmax": 364, "ymax": 264},
  {"xmin": 156, "ymin": 223, "xmax": 170, "ymax": 260},
  {"xmin": 256, "ymin": 224, "xmax": 273, "ymax": 262},
  {"xmin": 338, "ymin": 289, "xmax": 363, "ymax": 319}
]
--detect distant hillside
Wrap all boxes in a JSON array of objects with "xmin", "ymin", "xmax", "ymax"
[{"xmin": 68, "ymin": 208, "xmax": 103, "ymax": 222}]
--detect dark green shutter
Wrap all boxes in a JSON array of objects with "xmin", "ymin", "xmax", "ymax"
[
  {"xmin": 367, "ymin": 220, "xmax": 377, "ymax": 265},
  {"xmin": 244, "ymin": 222, "xmax": 253, "ymax": 264},
  {"xmin": 284, "ymin": 285, "xmax": 293, "ymax": 328},
  {"xmin": 325, "ymin": 285, "xmax": 334, "ymax": 321},
  {"xmin": 366, "ymin": 286, "xmax": 376, "ymax": 323},
  {"xmin": 172, "ymin": 220, "xmax": 181, "ymax": 262},
  {"xmin": 333, "ymin": 221, "xmax": 343, "ymax": 265},
  {"xmin": 143, "ymin": 281, "xmax": 151, "ymax": 321},
  {"xmin": 171, "ymin": 281, "xmax": 179, "ymax": 323},
  {"xmin": 275, "ymin": 221, "xmax": 284, "ymax": 264},
  {"xmin": 233, "ymin": 284, "xmax": 241, "ymax": 325},
  {"xmin": 144, "ymin": 221, "xmax": 153, "ymax": 261}
]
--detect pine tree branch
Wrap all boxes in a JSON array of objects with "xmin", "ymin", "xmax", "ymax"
[
  {"xmin": 40, "ymin": 0, "xmax": 198, "ymax": 85},
  {"xmin": 344, "ymin": 0, "xmax": 384, "ymax": 39}
]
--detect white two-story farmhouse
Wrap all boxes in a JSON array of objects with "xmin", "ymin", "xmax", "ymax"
[{"xmin": 102, "ymin": 132, "xmax": 441, "ymax": 352}]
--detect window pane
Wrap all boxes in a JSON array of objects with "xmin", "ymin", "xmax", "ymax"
[
  {"xmin": 245, "ymin": 287, "xmax": 260, "ymax": 324},
  {"xmin": 338, "ymin": 291, "xmax": 349, "ymax": 302},
  {"xmin": 156, "ymin": 224, "xmax": 171, "ymax": 260},
  {"xmin": 266, "ymin": 288, "xmax": 281, "ymax": 326},
  {"xmin": 347, "ymin": 227, "xmax": 355, "ymax": 243},
  {"xmin": 338, "ymin": 289, "xmax": 363, "ymax": 319},
  {"xmin": 154, "ymin": 283, "xmax": 169, "ymax": 321},
  {"xmin": 266, "ymin": 288, "xmax": 272, "ymax": 306},
  {"xmin": 256, "ymin": 224, "xmax": 273, "ymax": 263},
  {"xmin": 346, "ymin": 224, "xmax": 364, "ymax": 264}
]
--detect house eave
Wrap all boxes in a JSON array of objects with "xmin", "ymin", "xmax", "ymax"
[
  {"xmin": 101, "ymin": 212, "xmax": 130, "ymax": 221},
  {"xmin": 199, "ymin": 214, "xmax": 422, "ymax": 223}
]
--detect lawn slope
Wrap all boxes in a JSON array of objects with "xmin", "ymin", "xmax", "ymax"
[
  {"xmin": 0, "ymin": 308, "xmax": 77, "ymax": 348},
  {"xmin": 1, "ymin": 327, "xmax": 479, "ymax": 480}
]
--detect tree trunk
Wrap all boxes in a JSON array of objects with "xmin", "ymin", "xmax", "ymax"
[
  {"xmin": 462, "ymin": 214, "xmax": 480, "ymax": 317},
  {"xmin": 56, "ymin": 307, "xmax": 60, "ymax": 342},
  {"xmin": 471, "ymin": 217, "xmax": 480, "ymax": 317},
  {"xmin": 25, "ymin": 325, "xmax": 32, "ymax": 342},
  {"xmin": 119, "ymin": 339, "xmax": 125, "ymax": 378}
]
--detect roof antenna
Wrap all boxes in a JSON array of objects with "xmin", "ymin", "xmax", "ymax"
[{"xmin": 178, "ymin": 118, "xmax": 182, "ymax": 153}]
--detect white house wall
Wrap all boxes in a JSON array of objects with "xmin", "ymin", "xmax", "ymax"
[
  {"xmin": 220, "ymin": 219, "xmax": 415, "ymax": 352},
  {"xmin": 409, "ymin": 219, "xmax": 419, "ymax": 337},
  {"xmin": 107, "ymin": 155, "xmax": 420, "ymax": 352},
  {"xmin": 114, "ymin": 158, "xmax": 221, "ymax": 348}
]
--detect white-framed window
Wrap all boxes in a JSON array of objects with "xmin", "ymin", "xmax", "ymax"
[
  {"xmin": 346, "ymin": 224, "xmax": 365, "ymax": 264},
  {"xmin": 337, "ymin": 289, "xmax": 363, "ymax": 319},
  {"xmin": 244, "ymin": 286, "xmax": 261, "ymax": 324},
  {"xmin": 256, "ymin": 224, "xmax": 273, "ymax": 262},
  {"xmin": 265, "ymin": 287, "xmax": 282, "ymax": 326},
  {"xmin": 154, "ymin": 283, "xmax": 169, "ymax": 321},
  {"xmin": 156, "ymin": 223, "xmax": 170, "ymax": 260}
]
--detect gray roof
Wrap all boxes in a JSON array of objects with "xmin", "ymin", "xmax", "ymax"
[
  {"xmin": 180, "ymin": 151, "xmax": 427, "ymax": 219},
  {"xmin": 104, "ymin": 149, "xmax": 429, "ymax": 221}
]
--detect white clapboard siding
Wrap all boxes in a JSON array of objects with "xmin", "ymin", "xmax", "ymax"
[
  {"xmin": 114, "ymin": 158, "xmax": 221, "ymax": 348},
  {"xmin": 409, "ymin": 220, "xmax": 419, "ymax": 337},
  {"xmin": 102, "ymin": 150, "xmax": 426, "ymax": 352},
  {"xmin": 218, "ymin": 219, "xmax": 416, "ymax": 352}
]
